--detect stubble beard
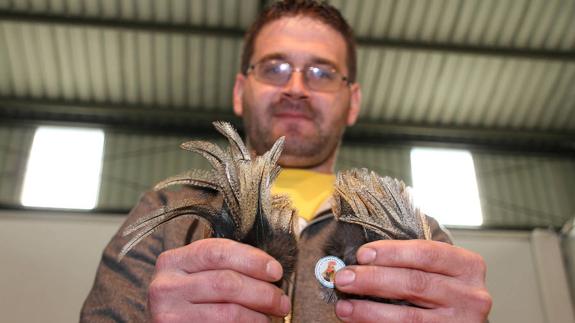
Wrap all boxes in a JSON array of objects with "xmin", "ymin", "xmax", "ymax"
[{"xmin": 243, "ymin": 98, "xmax": 346, "ymax": 168}]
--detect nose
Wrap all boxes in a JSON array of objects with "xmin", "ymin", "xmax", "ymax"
[{"xmin": 282, "ymin": 70, "xmax": 309, "ymax": 99}]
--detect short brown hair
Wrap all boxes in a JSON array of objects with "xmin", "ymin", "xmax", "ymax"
[{"xmin": 241, "ymin": 0, "xmax": 357, "ymax": 83}]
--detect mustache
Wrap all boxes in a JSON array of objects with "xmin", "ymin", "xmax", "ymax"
[{"xmin": 271, "ymin": 97, "xmax": 315, "ymax": 119}]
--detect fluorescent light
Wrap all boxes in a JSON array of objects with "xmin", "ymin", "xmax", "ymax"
[
  {"xmin": 410, "ymin": 147, "xmax": 483, "ymax": 226},
  {"xmin": 21, "ymin": 126, "xmax": 105, "ymax": 210}
]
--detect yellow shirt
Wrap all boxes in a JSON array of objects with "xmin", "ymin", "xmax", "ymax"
[{"xmin": 271, "ymin": 168, "xmax": 335, "ymax": 221}]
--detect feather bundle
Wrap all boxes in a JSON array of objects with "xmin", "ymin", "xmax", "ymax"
[
  {"xmin": 119, "ymin": 121, "xmax": 298, "ymax": 285},
  {"xmin": 322, "ymin": 168, "xmax": 431, "ymax": 303}
]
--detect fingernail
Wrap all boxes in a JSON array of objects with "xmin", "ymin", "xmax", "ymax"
[
  {"xmin": 335, "ymin": 269, "xmax": 355, "ymax": 286},
  {"xmin": 280, "ymin": 295, "xmax": 291, "ymax": 315},
  {"xmin": 266, "ymin": 261, "xmax": 282, "ymax": 280},
  {"xmin": 336, "ymin": 300, "xmax": 353, "ymax": 318},
  {"xmin": 357, "ymin": 247, "xmax": 376, "ymax": 264}
]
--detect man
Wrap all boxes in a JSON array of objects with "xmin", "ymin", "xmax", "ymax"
[{"xmin": 82, "ymin": 1, "xmax": 492, "ymax": 322}]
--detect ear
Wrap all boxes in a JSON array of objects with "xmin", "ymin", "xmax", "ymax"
[
  {"xmin": 233, "ymin": 73, "xmax": 246, "ymax": 117},
  {"xmin": 346, "ymin": 83, "xmax": 361, "ymax": 126}
]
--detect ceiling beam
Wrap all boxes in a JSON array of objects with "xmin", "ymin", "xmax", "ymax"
[
  {"xmin": 1, "ymin": 10, "xmax": 574, "ymax": 61},
  {"xmin": 347, "ymin": 121, "xmax": 575, "ymax": 156},
  {"xmin": 0, "ymin": 98, "xmax": 239, "ymax": 136},
  {"xmin": 0, "ymin": 10, "xmax": 245, "ymax": 38},
  {"xmin": 1, "ymin": 98, "xmax": 573, "ymax": 156}
]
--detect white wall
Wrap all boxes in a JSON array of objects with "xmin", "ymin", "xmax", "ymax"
[
  {"xmin": 0, "ymin": 211, "xmax": 574, "ymax": 323},
  {"xmin": 0, "ymin": 211, "xmax": 124, "ymax": 323},
  {"xmin": 562, "ymin": 222, "xmax": 575, "ymax": 309},
  {"xmin": 452, "ymin": 229, "xmax": 574, "ymax": 323}
]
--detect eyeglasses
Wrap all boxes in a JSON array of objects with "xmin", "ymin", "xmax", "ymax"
[{"xmin": 246, "ymin": 59, "xmax": 350, "ymax": 92}]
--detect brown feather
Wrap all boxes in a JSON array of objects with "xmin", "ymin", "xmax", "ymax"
[
  {"xmin": 119, "ymin": 122, "xmax": 298, "ymax": 286},
  {"xmin": 322, "ymin": 168, "xmax": 432, "ymax": 303}
]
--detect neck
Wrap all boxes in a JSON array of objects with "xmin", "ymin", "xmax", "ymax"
[{"xmin": 278, "ymin": 154, "xmax": 336, "ymax": 174}]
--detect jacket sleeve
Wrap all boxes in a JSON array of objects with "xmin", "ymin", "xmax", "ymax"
[
  {"xmin": 80, "ymin": 190, "xmax": 167, "ymax": 322},
  {"xmin": 80, "ymin": 187, "xmax": 215, "ymax": 322}
]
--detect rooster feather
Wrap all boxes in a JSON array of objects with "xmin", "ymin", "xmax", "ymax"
[
  {"xmin": 322, "ymin": 168, "xmax": 432, "ymax": 303},
  {"xmin": 119, "ymin": 121, "xmax": 298, "ymax": 285}
]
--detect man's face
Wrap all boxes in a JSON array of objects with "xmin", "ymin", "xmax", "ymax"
[{"xmin": 233, "ymin": 16, "xmax": 361, "ymax": 172}]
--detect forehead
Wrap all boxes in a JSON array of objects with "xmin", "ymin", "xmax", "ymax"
[{"xmin": 252, "ymin": 16, "xmax": 348, "ymax": 71}]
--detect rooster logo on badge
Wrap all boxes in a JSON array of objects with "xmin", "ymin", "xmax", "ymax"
[{"xmin": 322, "ymin": 260, "xmax": 337, "ymax": 283}]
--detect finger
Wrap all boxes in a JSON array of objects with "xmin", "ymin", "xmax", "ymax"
[
  {"xmin": 150, "ymin": 302, "xmax": 271, "ymax": 323},
  {"xmin": 182, "ymin": 270, "xmax": 291, "ymax": 317},
  {"xmin": 335, "ymin": 299, "xmax": 443, "ymax": 323},
  {"xmin": 335, "ymin": 265, "xmax": 473, "ymax": 308},
  {"xmin": 357, "ymin": 240, "xmax": 487, "ymax": 283},
  {"xmin": 148, "ymin": 271, "xmax": 289, "ymax": 317},
  {"xmin": 156, "ymin": 238, "xmax": 283, "ymax": 282}
]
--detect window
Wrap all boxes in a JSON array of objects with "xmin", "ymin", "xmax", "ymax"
[
  {"xmin": 410, "ymin": 147, "xmax": 483, "ymax": 226},
  {"xmin": 21, "ymin": 126, "xmax": 105, "ymax": 210}
]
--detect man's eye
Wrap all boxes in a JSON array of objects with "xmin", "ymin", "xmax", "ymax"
[
  {"xmin": 310, "ymin": 67, "xmax": 335, "ymax": 80},
  {"xmin": 263, "ymin": 62, "xmax": 289, "ymax": 75}
]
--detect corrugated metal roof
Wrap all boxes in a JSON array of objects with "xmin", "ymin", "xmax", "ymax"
[
  {"xmin": 1, "ymin": 22, "xmax": 242, "ymax": 109},
  {"xmin": 357, "ymin": 48, "xmax": 575, "ymax": 131},
  {"xmin": 5, "ymin": 0, "xmax": 259, "ymax": 28},
  {"xmin": 1, "ymin": 0, "xmax": 573, "ymax": 148},
  {"xmin": 336, "ymin": 0, "xmax": 575, "ymax": 50}
]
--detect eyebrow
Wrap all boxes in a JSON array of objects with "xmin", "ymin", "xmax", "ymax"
[
  {"xmin": 308, "ymin": 57, "xmax": 339, "ymax": 71},
  {"xmin": 254, "ymin": 53, "xmax": 288, "ymax": 64}
]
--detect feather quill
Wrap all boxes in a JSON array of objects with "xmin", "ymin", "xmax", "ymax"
[{"xmin": 153, "ymin": 169, "xmax": 218, "ymax": 191}]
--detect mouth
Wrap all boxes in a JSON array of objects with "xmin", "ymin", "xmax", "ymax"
[
  {"xmin": 273, "ymin": 111, "xmax": 312, "ymax": 120},
  {"xmin": 272, "ymin": 99, "xmax": 314, "ymax": 121}
]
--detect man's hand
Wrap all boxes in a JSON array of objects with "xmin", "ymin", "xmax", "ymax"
[
  {"xmin": 334, "ymin": 240, "xmax": 492, "ymax": 323},
  {"xmin": 147, "ymin": 238, "xmax": 290, "ymax": 323}
]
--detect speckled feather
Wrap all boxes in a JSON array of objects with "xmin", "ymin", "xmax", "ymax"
[
  {"xmin": 153, "ymin": 169, "xmax": 218, "ymax": 191},
  {"xmin": 119, "ymin": 122, "xmax": 298, "ymax": 284},
  {"xmin": 333, "ymin": 169, "xmax": 431, "ymax": 240},
  {"xmin": 322, "ymin": 168, "xmax": 432, "ymax": 303}
]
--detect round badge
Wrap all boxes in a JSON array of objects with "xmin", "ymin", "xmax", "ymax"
[{"xmin": 314, "ymin": 256, "xmax": 346, "ymax": 288}]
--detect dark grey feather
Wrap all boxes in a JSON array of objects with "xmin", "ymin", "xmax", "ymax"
[
  {"xmin": 322, "ymin": 168, "xmax": 431, "ymax": 303},
  {"xmin": 119, "ymin": 121, "xmax": 298, "ymax": 286}
]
